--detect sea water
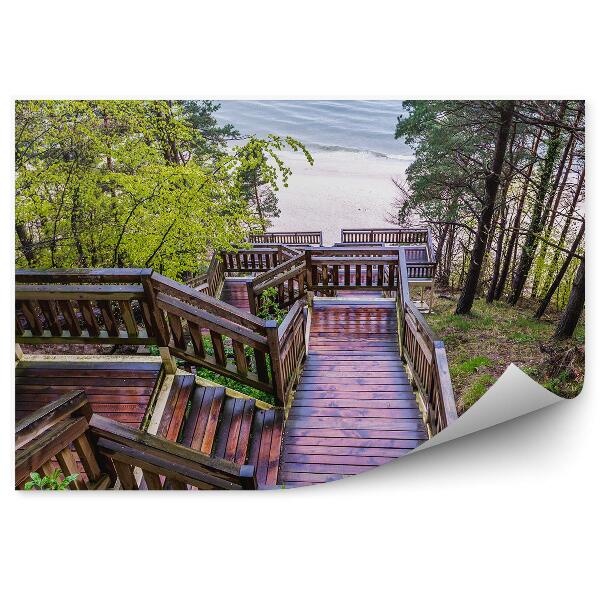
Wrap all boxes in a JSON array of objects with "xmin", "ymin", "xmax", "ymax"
[
  {"xmin": 212, "ymin": 100, "xmax": 415, "ymax": 243},
  {"xmin": 214, "ymin": 100, "xmax": 414, "ymax": 159}
]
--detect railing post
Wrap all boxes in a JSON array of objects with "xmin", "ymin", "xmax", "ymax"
[
  {"xmin": 141, "ymin": 272, "xmax": 175, "ymax": 374},
  {"xmin": 239, "ymin": 464, "xmax": 258, "ymax": 490},
  {"xmin": 246, "ymin": 280, "xmax": 258, "ymax": 315},
  {"xmin": 265, "ymin": 320, "xmax": 285, "ymax": 407},
  {"xmin": 397, "ymin": 250, "xmax": 408, "ymax": 357},
  {"xmin": 305, "ymin": 249, "xmax": 313, "ymax": 290}
]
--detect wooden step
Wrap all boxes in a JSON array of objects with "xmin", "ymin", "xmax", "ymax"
[
  {"xmin": 213, "ymin": 397, "xmax": 256, "ymax": 465},
  {"xmin": 177, "ymin": 385, "xmax": 225, "ymax": 455},
  {"xmin": 156, "ymin": 374, "xmax": 195, "ymax": 442},
  {"xmin": 247, "ymin": 408, "xmax": 284, "ymax": 489}
]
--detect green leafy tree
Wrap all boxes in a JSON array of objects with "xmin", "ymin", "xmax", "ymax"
[
  {"xmin": 15, "ymin": 100, "xmax": 312, "ymax": 278},
  {"xmin": 178, "ymin": 100, "xmax": 241, "ymax": 160}
]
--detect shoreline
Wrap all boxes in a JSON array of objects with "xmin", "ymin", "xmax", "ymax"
[{"xmin": 269, "ymin": 149, "xmax": 413, "ymax": 245}]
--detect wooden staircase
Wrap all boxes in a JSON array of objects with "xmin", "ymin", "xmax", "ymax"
[{"xmin": 157, "ymin": 375, "xmax": 283, "ymax": 488}]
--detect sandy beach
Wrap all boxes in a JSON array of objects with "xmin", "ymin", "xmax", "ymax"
[{"xmin": 269, "ymin": 149, "xmax": 413, "ymax": 245}]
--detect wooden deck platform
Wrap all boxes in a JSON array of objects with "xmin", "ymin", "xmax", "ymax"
[
  {"xmin": 15, "ymin": 359, "xmax": 162, "ymax": 428},
  {"xmin": 220, "ymin": 278, "xmax": 252, "ymax": 312},
  {"xmin": 279, "ymin": 304, "xmax": 428, "ymax": 487}
]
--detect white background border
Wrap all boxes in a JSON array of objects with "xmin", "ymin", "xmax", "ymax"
[{"xmin": 1, "ymin": 2, "xmax": 597, "ymax": 597}]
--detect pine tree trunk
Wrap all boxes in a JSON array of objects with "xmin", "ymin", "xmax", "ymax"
[
  {"xmin": 530, "ymin": 107, "xmax": 582, "ymax": 297},
  {"xmin": 487, "ymin": 200, "xmax": 508, "ymax": 302},
  {"xmin": 535, "ymin": 223, "xmax": 584, "ymax": 319},
  {"xmin": 456, "ymin": 101, "xmax": 515, "ymax": 314},
  {"xmin": 494, "ymin": 129, "xmax": 542, "ymax": 300},
  {"xmin": 540, "ymin": 167, "xmax": 585, "ymax": 295},
  {"xmin": 553, "ymin": 257, "xmax": 585, "ymax": 340},
  {"xmin": 508, "ymin": 101, "xmax": 567, "ymax": 304},
  {"xmin": 435, "ymin": 222, "xmax": 450, "ymax": 287}
]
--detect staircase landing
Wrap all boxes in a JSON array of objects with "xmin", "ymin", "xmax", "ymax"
[
  {"xmin": 220, "ymin": 278, "xmax": 252, "ymax": 312},
  {"xmin": 279, "ymin": 303, "xmax": 427, "ymax": 487}
]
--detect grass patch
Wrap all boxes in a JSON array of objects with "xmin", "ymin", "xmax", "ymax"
[
  {"xmin": 462, "ymin": 374, "xmax": 496, "ymax": 409},
  {"xmin": 426, "ymin": 294, "xmax": 585, "ymax": 413},
  {"xmin": 194, "ymin": 368, "xmax": 275, "ymax": 403},
  {"xmin": 451, "ymin": 356, "xmax": 492, "ymax": 376}
]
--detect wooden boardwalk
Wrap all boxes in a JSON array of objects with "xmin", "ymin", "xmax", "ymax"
[
  {"xmin": 279, "ymin": 303, "xmax": 427, "ymax": 487},
  {"xmin": 15, "ymin": 360, "xmax": 162, "ymax": 428}
]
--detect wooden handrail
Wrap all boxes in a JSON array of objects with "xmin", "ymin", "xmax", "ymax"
[
  {"xmin": 221, "ymin": 247, "xmax": 280, "ymax": 273},
  {"xmin": 249, "ymin": 231, "xmax": 322, "ymax": 245},
  {"xmin": 15, "ymin": 389, "xmax": 91, "ymax": 450},
  {"xmin": 16, "ymin": 269, "xmax": 159, "ymax": 346},
  {"xmin": 16, "ymin": 268, "xmax": 153, "ymax": 284},
  {"xmin": 305, "ymin": 247, "xmax": 399, "ymax": 293},
  {"xmin": 249, "ymin": 253, "xmax": 308, "ymax": 316},
  {"xmin": 276, "ymin": 300, "xmax": 307, "ymax": 407},
  {"xmin": 15, "ymin": 269, "xmax": 286, "ymax": 406},
  {"xmin": 14, "ymin": 393, "xmax": 256, "ymax": 490},
  {"xmin": 340, "ymin": 228, "xmax": 429, "ymax": 245},
  {"xmin": 396, "ymin": 249, "xmax": 456, "ymax": 435},
  {"xmin": 15, "ymin": 392, "xmax": 110, "ymax": 490},
  {"xmin": 90, "ymin": 415, "xmax": 256, "ymax": 490}
]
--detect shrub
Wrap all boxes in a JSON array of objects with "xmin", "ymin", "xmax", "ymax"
[{"xmin": 24, "ymin": 469, "xmax": 79, "ymax": 490}]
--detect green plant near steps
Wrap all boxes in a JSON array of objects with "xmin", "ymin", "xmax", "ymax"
[
  {"xmin": 24, "ymin": 469, "xmax": 79, "ymax": 490},
  {"xmin": 257, "ymin": 287, "xmax": 288, "ymax": 325}
]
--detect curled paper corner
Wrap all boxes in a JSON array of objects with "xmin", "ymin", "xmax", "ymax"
[{"xmin": 411, "ymin": 364, "xmax": 568, "ymax": 453}]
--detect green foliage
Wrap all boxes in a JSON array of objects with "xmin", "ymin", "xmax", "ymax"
[
  {"xmin": 195, "ymin": 368, "xmax": 275, "ymax": 404},
  {"xmin": 544, "ymin": 369, "xmax": 574, "ymax": 395},
  {"xmin": 257, "ymin": 287, "xmax": 288, "ymax": 325},
  {"xmin": 15, "ymin": 100, "xmax": 312, "ymax": 278},
  {"xmin": 178, "ymin": 100, "xmax": 240, "ymax": 160},
  {"xmin": 24, "ymin": 469, "xmax": 79, "ymax": 490}
]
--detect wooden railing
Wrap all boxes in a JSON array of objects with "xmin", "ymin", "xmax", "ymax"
[
  {"xmin": 249, "ymin": 231, "xmax": 322, "ymax": 245},
  {"xmin": 150, "ymin": 272, "xmax": 278, "ymax": 396},
  {"xmin": 15, "ymin": 390, "xmax": 112, "ymax": 490},
  {"xmin": 341, "ymin": 228, "xmax": 430, "ymax": 245},
  {"xmin": 276, "ymin": 300, "xmax": 307, "ymax": 406},
  {"xmin": 396, "ymin": 250, "xmax": 456, "ymax": 435},
  {"xmin": 248, "ymin": 253, "xmax": 308, "ymax": 314},
  {"xmin": 406, "ymin": 262, "xmax": 437, "ymax": 280},
  {"xmin": 15, "ymin": 269, "xmax": 305, "ymax": 407},
  {"xmin": 15, "ymin": 391, "xmax": 256, "ymax": 490},
  {"xmin": 185, "ymin": 272, "xmax": 209, "ymax": 290},
  {"xmin": 221, "ymin": 247, "xmax": 280, "ymax": 273},
  {"xmin": 16, "ymin": 268, "xmax": 158, "ymax": 345},
  {"xmin": 306, "ymin": 247, "xmax": 399, "ymax": 293}
]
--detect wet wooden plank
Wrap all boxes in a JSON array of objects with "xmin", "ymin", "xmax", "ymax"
[
  {"xmin": 279, "ymin": 303, "xmax": 427, "ymax": 487},
  {"xmin": 15, "ymin": 361, "xmax": 162, "ymax": 431},
  {"xmin": 156, "ymin": 374, "xmax": 195, "ymax": 441}
]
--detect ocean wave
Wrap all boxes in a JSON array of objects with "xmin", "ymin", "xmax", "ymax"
[{"xmin": 305, "ymin": 142, "xmax": 414, "ymax": 161}]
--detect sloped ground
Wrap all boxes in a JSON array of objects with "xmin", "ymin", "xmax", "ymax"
[{"xmin": 425, "ymin": 294, "xmax": 585, "ymax": 414}]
